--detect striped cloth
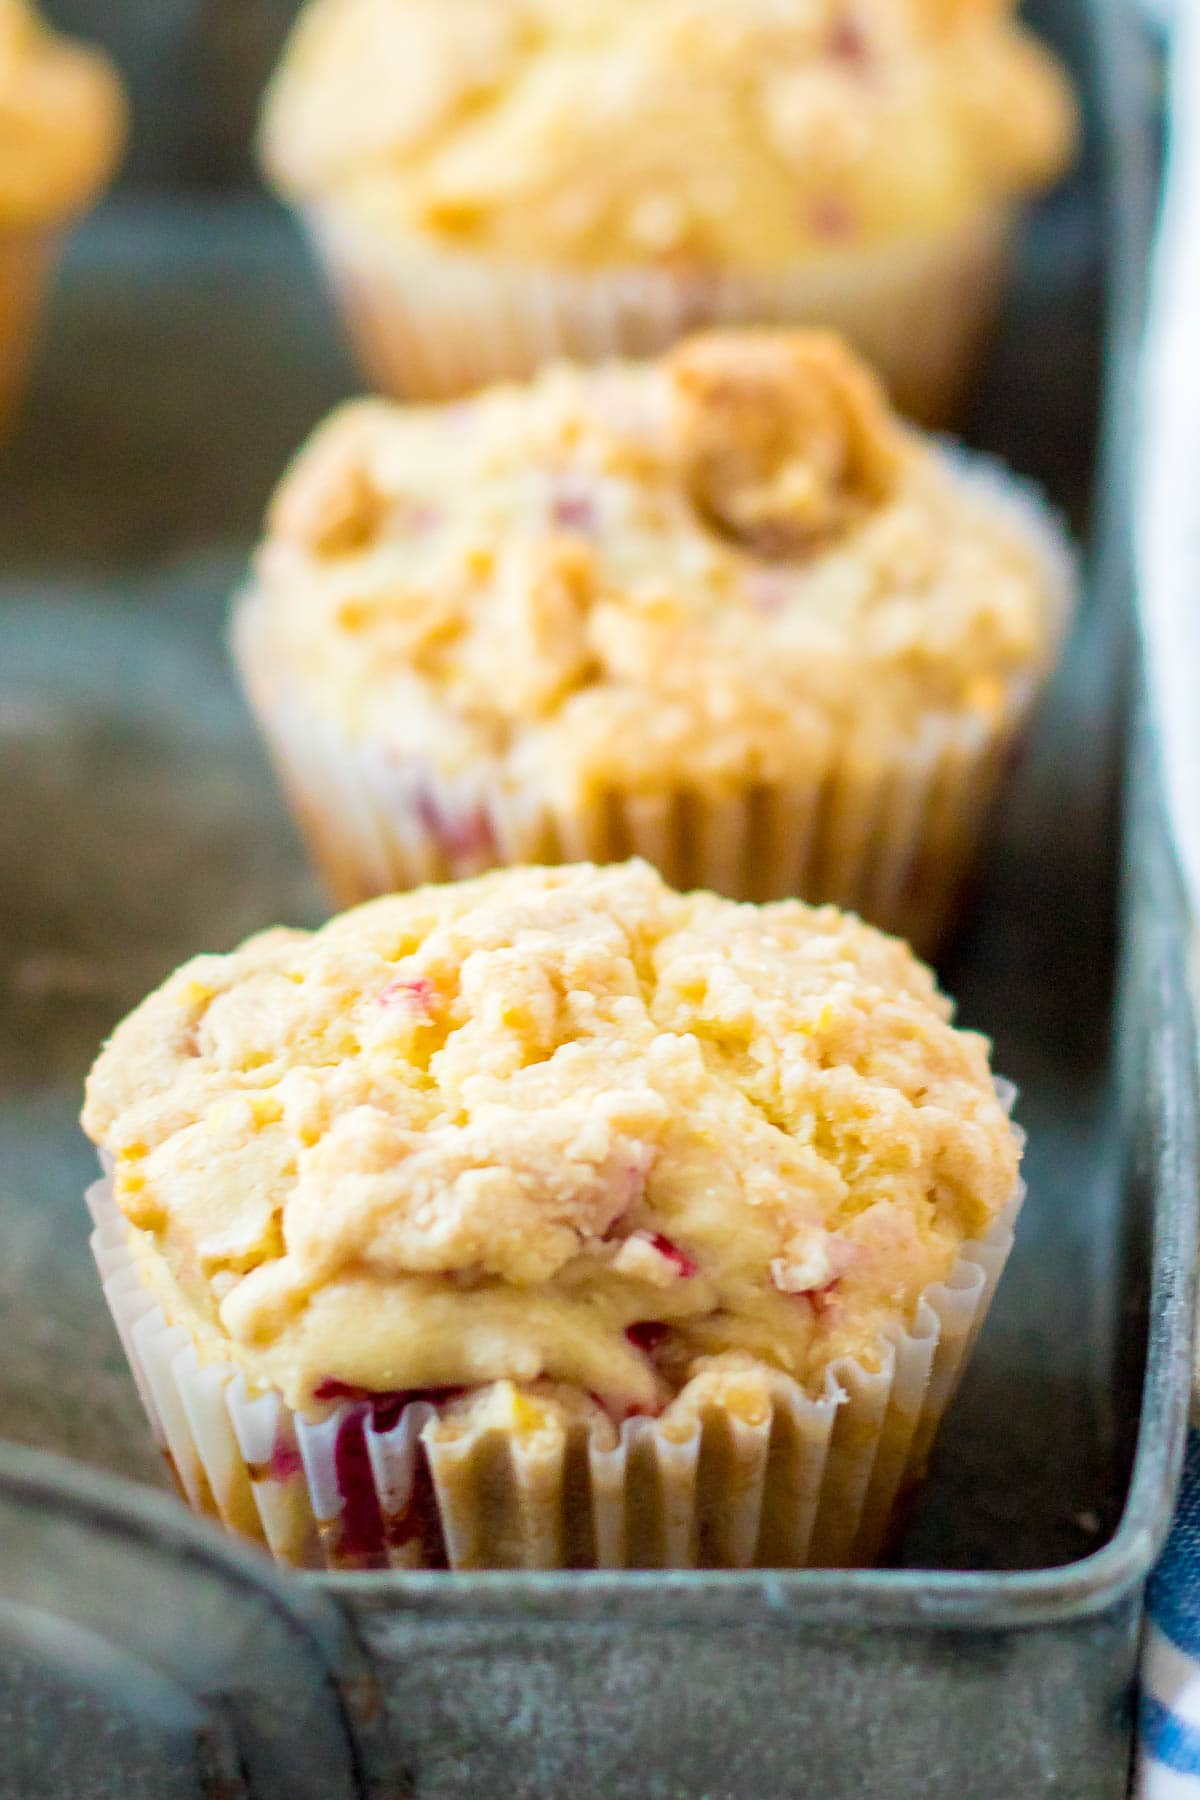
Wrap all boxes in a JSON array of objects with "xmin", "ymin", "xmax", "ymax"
[
  {"xmin": 1136, "ymin": 0, "xmax": 1200, "ymax": 1794},
  {"xmin": 1140, "ymin": 1433, "xmax": 1200, "ymax": 1796}
]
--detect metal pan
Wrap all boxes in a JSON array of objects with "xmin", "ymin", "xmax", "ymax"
[{"xmin": 0, "ymin": 0, "xmax": 1193, "ymax": 1792}]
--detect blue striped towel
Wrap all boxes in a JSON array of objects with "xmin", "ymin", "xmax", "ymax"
[
  {"xmin": 1139, "ymin": 1431, "xmax": 1200, "ymax": 1795},
  {"xmin": 1135, "ymin": 1, "xmax": 1200, "ymax": 1791}
]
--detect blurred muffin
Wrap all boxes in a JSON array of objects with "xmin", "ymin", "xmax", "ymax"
[
  {"xmin": 260, "ymin": 0, "xmax": 1076, "ymax": 419},
  {"xmin": 84, "ymin": 859, "xmax": 1023, "ymax": 1570},
  {"xmin": 0, "ymin": 0, "xmax": 125, "ymax": 423},
  {"xmin": 233, "ymin": 328, "xmax": 1074, "ymax": 952}
]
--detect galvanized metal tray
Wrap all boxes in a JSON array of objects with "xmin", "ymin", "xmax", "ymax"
[{"xmin": 0, "ymin": 0, "xmax": 1195, "ymax": 1793}]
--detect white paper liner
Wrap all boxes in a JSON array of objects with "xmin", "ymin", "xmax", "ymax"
[
  {"xmin": 88, "ymin": 1163, "xmax": 1022, "ymax": 1573},
  {"xmin": 0, "ymin": 231, "xmax": 56, "ymax": 430},
  {"xmin": 233, "ymin": 446, "xmax": 1074, "ymax": 952},
  {"xmin": 302, "ymin": 203, "xmax": 1013, "ymax": 424}
]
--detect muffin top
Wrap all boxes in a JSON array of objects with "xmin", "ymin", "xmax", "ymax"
[
  {"xmin": 244, "ymin": 329, "xmax": 1073, "ymax": 800},
  {"xmin": 83, "ymin": 860, "xmax": 1020, "ymax": 1418},
  {"xmin": 0, "ymin": 0, "xmax": 125, "ymax": 231},
  {"xmin": 260, "ymin": 0, "xmax": 1076, "ymax": 268}
]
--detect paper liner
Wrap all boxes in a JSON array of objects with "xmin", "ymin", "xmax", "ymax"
[
  {"xmin": 236, "ymin": 653, "xmax": 1006, "ymax": 952},
  {"xmin": 302, "ymin": 203, "xmax": 1011, "ymax": 425},
  {"xmin": 0, "ymin": 231, "xmax": 56, "ymax": 430},
  {"xmin": 233, "ymin": 445, "xmax": 1075, "ymax": 952},
  {"xmin": 88, "ymin": 1168, "xmax": 1022, "ymax": 1573}
]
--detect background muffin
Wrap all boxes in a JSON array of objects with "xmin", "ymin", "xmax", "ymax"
[
  {"xmin": 84, "ymin": 859, "xmax": 1022, "ymax": 1570},
  {"xmin": 260, "ymin": 0, "xmax": 1077, "ymax": 420},
  {"xmin": 0, "ymin": 0, "xmax": 125, "ymax": 425},
  {"xmin": 234, "ymin": 329, "xmax": 1075, "ymax": 952}
]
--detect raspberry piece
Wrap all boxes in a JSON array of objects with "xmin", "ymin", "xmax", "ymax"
[
  {"xmin": 551, "ymin": 486, "xmax": 597, "ymax": 533},
  {"xmin": 332, "ymin": 1405, "xmax": 386, "ymax": 1562},
  {"xmin": 386, "ymin": 1442, "xmax": 449, "ymax": 1568},
  {"xmin": 269, "ymin": 1434, "xmax": 302, "ymax": 1483},
  {"xmin": 808, "ymin": 1278, "xmax": 842, "ymax": 1317},
  {"xmin": 324, "ymin": 1384, "xmax": 466, "ymax": 1559},
  {"xmin": 413, "ymin": 788, "xmax": 497, "ymax": 863},
  {"xmin": 641, "ymin": 1233, "xmax": 697, "ymax": 1279},
  {"xmin": 378, "ymin": 974, "xmax": 435, "ymax": 1015},
  {"xmin": 625, "ymin": 1321, "xmax": 669, "ymax": 1354},
  {"xmin": 827, "ymin": 15, "xmax": 871, "ymax": 70},
  {"xmin": 315, "ymin": 1378, "xmax": 464, "ymax": 1431},
  {"xmin": 771, "ymin": 1275, "xmax": 843, "ymax": 1314},
  {"xmin": 810, "ymin": 198, "xmax": 854, "ymax": 240}
]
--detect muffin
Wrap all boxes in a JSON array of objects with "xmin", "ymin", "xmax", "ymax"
[
  {"xmin": 233, "ymin": 329, "xmax": 1074, "ymax": 953},
  {"xmin": 0, "ymin": 1, "xmax": 125, "ymax": 425},
  {"xmin": 259, "ymin": 0, "xmax": 1077, "ymax": 420},
  {"xmin": 84, "ymin": 860, "xmax": 1023, "ymax": 1571}
]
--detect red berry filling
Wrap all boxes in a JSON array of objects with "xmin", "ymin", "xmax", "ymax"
[
  {"xmin": 269, "ymin": 1432, "xmax": 303, "ymax": 1483},
  {"xmin": 808, "ymin": 1278, "xmax": 842, "ymax": 1317},
  {"xmin": 388, "ymin": 1441, "xmax": 449, "ymax": 1569},
  {"xmin": 826, "ymin": 14, "xmax": 872, "ymax": 70},
  {"xmin": 588, "ymin": 1384, "xmax": 664, "ymax": 1425},
  {"xmin": 625, "ymin": 1320, "xmax": 669, "ymax": 1355},
  {"xmin": 771, "ymin": 1266, "xmax": 843, "ymax": 1312},
  {"xmin": 319, "ymin": 1384, "xmax": 464, "ymax": 1564},
  {"xmin": 331, "ymin": 1405, "xmax": 386, "ymax": 1562},
  {"xmin": 413, "ymin": 788, "xmax": 497, "ymax": 862},
  {"xmin": 641, "ymin": 1232, "xmax": 698, "ymax": 1279},
  {"xmin": 378, "ymin": 974, "xmax": 435, "ymax": 1015},
  {"xmin": 809, "ymin": 197, "xmax": 855, "ymax": 240},
  {"xmin": 550, "ymin": 486, "xmax": 598, "ymax": 534},
  {"xmin": 315, "ymin": 1379, "xmax": 464, "ymax": 1433}
]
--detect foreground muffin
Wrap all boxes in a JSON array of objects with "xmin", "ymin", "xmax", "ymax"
[
  {"xmin": 0, "ymin": 1, "xmax": 125, "ymax": 424},
  {"xmin": 260, "ymin": 0, "xmax": 1076, "ymax": 419},
  {"xmin": 234, "ymin": 329, "xmax": 1074, "ymax": 952},
  {"xmin": 84, "ymin": 860, "xmax": 1022, "ymax": 1571}
]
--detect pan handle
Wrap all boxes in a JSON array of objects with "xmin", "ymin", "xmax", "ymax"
[{"xmin": 0, "ymin": 1439, "xmax": 397, "ymax": 1799}]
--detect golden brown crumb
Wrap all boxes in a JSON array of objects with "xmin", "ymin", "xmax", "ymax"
[
  {"xmin": 242, "ymin": 329, "xmax": 1074, "ymax": 802},
  {"xmin": 83, "ymin": 860, "xmax": 1021, "ymax": 1414},
  {"xmin": 667, "ymin": 330, "xmax": 901, "ymax": 556}
]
